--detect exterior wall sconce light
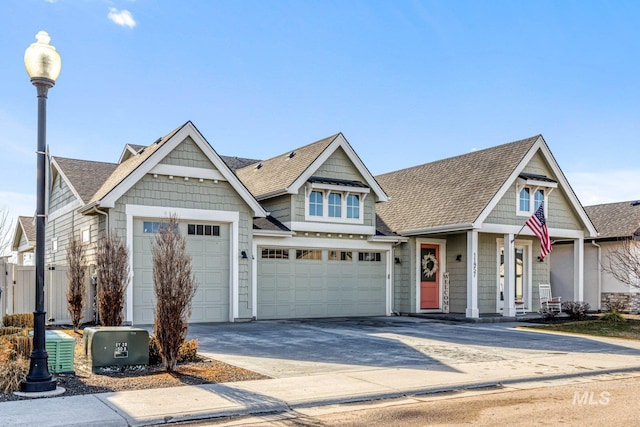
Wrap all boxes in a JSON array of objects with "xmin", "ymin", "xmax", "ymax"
[
  {"xmin": 456, "ymin": 254, "xmax": 462, "ymax": 262},
  {"xmin": 241, "ymin": 251, "xmax": 248, "ymax": 259},
  {"xmin": 394, "ymin": 257, "xmax": 401, "ymax": 264},
  {"xmin": 538, "ymin": 256, "xmax": 544, "ymax": 262}
]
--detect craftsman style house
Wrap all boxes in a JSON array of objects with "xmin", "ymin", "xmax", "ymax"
[{"xmin": 10, "ymin": 124, "xmax": 597, "ymax": 323}]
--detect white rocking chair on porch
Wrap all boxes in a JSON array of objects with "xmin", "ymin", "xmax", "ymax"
[
  {"xmin": 514, "ymin": 298, "xmax": 527, "ymax": 316},
  {"xmin": 539, "ymin": 283, "xmax": 562, "ymax": 314}
]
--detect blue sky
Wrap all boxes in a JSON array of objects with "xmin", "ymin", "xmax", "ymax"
[{"xmin": 1, "ymin": 0, "xmax": 639, "ymax": 241}]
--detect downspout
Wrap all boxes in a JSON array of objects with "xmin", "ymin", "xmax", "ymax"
[
  {"xmin": 86, "ymin": 206, "xmax": 109, "ymax": 324},
  {"xmin": 391, "ymin": 241, "xmax": 403, "ymax": 316},
  {"xmin": 591, "ymin": 241, "xmax": 601, "ymax": 311}
]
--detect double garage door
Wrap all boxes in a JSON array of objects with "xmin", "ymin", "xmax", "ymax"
[
  {"xmin": 132, "ymin": 219, "xmax": 230, "ymax": 324},
  {"xmin": 257, "ymin": 247, "xmax": 387, "ymax": 319}
]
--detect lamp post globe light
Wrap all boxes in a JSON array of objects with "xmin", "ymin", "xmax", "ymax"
[{"xmin": 20, "ymin": 30, "xmax": 61, "ymax": 393}]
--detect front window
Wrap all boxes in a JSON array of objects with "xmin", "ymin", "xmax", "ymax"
[
  {"xmin": 347, "ymin": 194, "xmax": 360, "ymax": 219},
  {"xmin": 328, "ymin": 193, "xmax": 341, "ymax": 217},
  {"xmin": 519, "ymin": 188, "xmax": 530, "ymax": 212},
  {"xmin": 309, "ymin": 191, "xmax": 323, "ymax": 216}
]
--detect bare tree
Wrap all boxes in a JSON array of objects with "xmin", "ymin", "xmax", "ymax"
[
  {"xmin": 0, "ymin": 207, "xmax": 14, "ymax": 257},
  {"xmin": 602, "ymin": 238, "xmax": 640, "ymax": 290},
  {"xmin": 151, "ymin": 215, "xmax": 197, "ymax": 372},
  {"xmin": 96, "ymin": 232, "xmax": 130, "ymax": 326},
  {"xmin": 66, "ymin": 233, "xmax": 86, "ymax": 332}
]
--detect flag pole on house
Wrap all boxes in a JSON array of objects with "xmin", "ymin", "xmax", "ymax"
[{"xmin": 512, "ymin": 202, "xmax": 553, "ymax": 260}]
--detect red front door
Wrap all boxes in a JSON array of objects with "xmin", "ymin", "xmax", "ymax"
[{"xmin": 420, "ymin": 244, "xmax": 440, "ymax": 309}]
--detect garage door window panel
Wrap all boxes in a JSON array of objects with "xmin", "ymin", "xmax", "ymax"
[
  {"xmin": 329, "ymin": 250, "xmax": 352, "ymax": 261},
  {"xmin": 296, "ymin": 249, "xmax": 322, "ymax": 260}
]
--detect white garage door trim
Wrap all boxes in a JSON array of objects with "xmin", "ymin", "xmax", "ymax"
[
  {"xmin": 125, "ymin": 204, "xmax": 239, "ymax": 323},
  {"xmin": 252, "ymin": 235, "xmax": 393, "ymax": 318}
]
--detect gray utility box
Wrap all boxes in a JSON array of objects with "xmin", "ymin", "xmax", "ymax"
[{"xmin": 84, "ymin": 327, "xmax": 149, "ymax": 371}]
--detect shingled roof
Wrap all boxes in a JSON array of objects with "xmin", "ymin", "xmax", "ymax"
[
  {"xmin": 53, "ymin": 157, "xmax": 119, "ymax": 203},
  {"xmin": 375, "ymin": 136, "xmax": 540, "ymax": 233},
  {"xmin": 89, "ymin": 124, "xmax": 184, "ymax": 203},
  {"xmin": 235, "ymin": 134, "xmax": 338, "ymax": 198},
  {"xmin": 17, "ymin": 216, "xmax": 35, "ymax": 242},
  {"xmin": 585, "ymin": 201, "xmax": 640, "ymax": 240}
]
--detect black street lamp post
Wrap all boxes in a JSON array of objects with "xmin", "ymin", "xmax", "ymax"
[{"xmin": 20, "ymin": 30, "xmax": 61, "ymax": 393}]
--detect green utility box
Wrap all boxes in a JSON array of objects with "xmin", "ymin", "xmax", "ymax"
[
  {"xmin": 45, "ymin": 330, "xmax": 75, "ymax": 374},
  {"xmin": 83, "ymin": 327, "xmax": 149, "ymax": 371}
]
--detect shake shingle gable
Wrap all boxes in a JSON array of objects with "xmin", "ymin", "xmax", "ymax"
[{"xmin": 375, "ymin": 136, "xmax": 540, "ymax": 233}]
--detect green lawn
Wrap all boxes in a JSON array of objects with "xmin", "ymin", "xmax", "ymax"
[{"xmin": 525, "ymin": 319, "xmax": 640, "ymax": 340}]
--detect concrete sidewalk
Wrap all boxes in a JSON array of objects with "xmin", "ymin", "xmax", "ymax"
[{"xmin": 2, "ymin": 343, "xmax": 640, "ymax": 426}]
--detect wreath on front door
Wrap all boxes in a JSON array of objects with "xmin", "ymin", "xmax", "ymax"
[{"xmin": 421, "ymin": 253, "xmax": 438, "ymax": 279}]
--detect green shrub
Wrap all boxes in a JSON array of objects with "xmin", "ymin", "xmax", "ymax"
[
  {"xmin": 149, "ymin": 336, "xmax": 198, "ymax": 365},
  {"xmin": 600, "ymin": 312, "xmax": 627, "ymax": 323},
  {"xmin": 2, "ymin": 313, "xmax": 34, "ymax": 329},
  {"xmin": 148, "ymin": 335, "xmax": 162, "ymax": 365},
  {"xmin": 561, "ymin": 301, "xmax": 591, "ymax": 321}
]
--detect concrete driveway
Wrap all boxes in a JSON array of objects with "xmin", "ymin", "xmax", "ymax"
[{"xmin": 188, "ymin": 317, "xmax": 640, "ymax": 380}]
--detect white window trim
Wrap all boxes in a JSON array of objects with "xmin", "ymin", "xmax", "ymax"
[
  {"xmin": 515, "ymin": 182, "xmax": 554, "ymax": 217},
  {"xmin": 304, "ymin": 186, "xmax": 367, "ymax": 224},
  {"xmin": 51, "ymin": 237, "xmax": 58, "ymax": 253},
  {"xmin": 81, "ymin": 228, "xmax": 91, "ymax": 244}
]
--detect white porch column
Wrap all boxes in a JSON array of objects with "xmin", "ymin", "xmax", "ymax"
[
  {"xmin": 503, "ymin": 233, "xmax": 517, "ymax": 317},
  {"xmin": 573, "ymin": 237, "xmax": 584, "ymax": 301},
  {"xmin": 465, "ymin": 230, "xmax": 479, "ymax": 318}
]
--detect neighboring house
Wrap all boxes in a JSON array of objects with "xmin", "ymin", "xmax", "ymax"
[
  {"xmin": 376, "ymin": 135, "xmax": 597, "ymax": 317},
  {"xmin": 12, "ymin": 216, "xmax": 36, "ymax": 266},
  {"xmin": 9, "ymin": 125, "xmax": 598, "ymax": 323},
  {"xmin": 551, "ymin": 200, "xmax": 640, "ymax": 312},
  {"xmin": 12, "ymin": 121, "xmax": 400, "ymax": 325}
]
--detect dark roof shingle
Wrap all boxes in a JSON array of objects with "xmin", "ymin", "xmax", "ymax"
[
  {"xmin": 376, "ymin": 136, "xmax": 540, "ymax": 233},
  {"xmin": 54, "ymin": 157, "xmax": 119, "ymax": 203},
  {"xmin": 585, "ymin": 201, "xmax": 640, "ymax": 239}
]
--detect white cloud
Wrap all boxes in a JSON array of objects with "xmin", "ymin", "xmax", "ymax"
[
  {"xmin": 565, "ymin": 170, "xmax": 640, "ymax": 206},
  {"xmin": 108, "ymin": 8, "xmax": 136, "ymax": 28}
]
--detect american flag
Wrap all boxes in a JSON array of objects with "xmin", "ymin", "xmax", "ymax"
[{"xmin": 526, "ymin": 203, "xmax": 552, "ymax": 260}]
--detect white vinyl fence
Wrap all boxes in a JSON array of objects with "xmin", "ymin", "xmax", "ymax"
[{"xmin": 2, "ymin": 263, "xmax": 94, "ymax": 326}]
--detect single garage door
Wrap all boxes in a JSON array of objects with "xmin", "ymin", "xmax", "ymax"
[
  {"xmin": 257, "ymin": 247, "xmax": 386, "ymax": 319},
  {"xmin": 132, "ymin": 219, "xmax": 230, "ymax": 324}
]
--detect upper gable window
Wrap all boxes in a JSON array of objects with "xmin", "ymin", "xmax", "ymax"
[
  {"xmin": 305, "ymin": 183, "xmax": 369, "ymax": 224},
  {"xmin": 309, "ymin": 191, "xmax": 323, "ymax": 216},
  {"xmin": 347, "ymin": 194, "xmax": 360, "ymax": 219},
  {"xmin": 516, "ymin": 173, "xmax": 557, "ymax": 216},
  {"xmin": 328, "ymin": 193, "xmax": 342, "ymax": 217}
]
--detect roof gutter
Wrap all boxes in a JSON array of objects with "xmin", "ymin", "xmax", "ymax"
[
  {"xmin": 399, "ymin": 223, "xmax": 474, "ymax": 237},
  {"xmin": 79, "ymin": 202, "xmax": 109, "ymax": 232}
]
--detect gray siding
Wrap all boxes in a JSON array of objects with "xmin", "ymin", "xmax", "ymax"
[
  {"xmin": 159, "ymin": 136, "xmax": 214, "ymax": 169},
  {"xmin": 313, "ymin": 147, "xmax": 366, "ymax": 182},
  {"xmin": 477, "ymin": 233, "xmax": 498, "ymax": 313},
  {"xmin": 392, "ymin": 242, "xmax": 411, "ymax": 313},
  {"xmin": 49, "ymin": 173, "xmax": 78, "ymax": 212},
  {"xmin": 261, "ymin": 194, "xmax": 291, "ymax": 224},
  {"xmin": 109, "ymin": 173, "xmax": 254, "ymax": 319}
]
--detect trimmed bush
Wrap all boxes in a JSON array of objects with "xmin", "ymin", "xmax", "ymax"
[
  {"xmin": 178, "ymin": 339, "xmax": 199, "ymax": 363},
  {"xmin": 0, "ymin": 327, "xmax": 28, "ymax": 337},
  {"xmin": 2, "ymin": 313, "xmax": 34, "ymax": 329},
  {"xmin": 601, "ymin": 312, "xmax": 627, "ymax": 323},
  {"xmin": 561, "ymin": 301, "xmax": 591, "ymax": 321},
  {"xmin": 2, "ymin": 335, "xmax": 33, "ymax": 359},
  {"xmin": 148, "ymin": 336, "xmax": 199, "ymax": 365}
]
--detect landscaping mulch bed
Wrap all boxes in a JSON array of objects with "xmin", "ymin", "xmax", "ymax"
[{"xmin": 0, "ymin": 328, "xmax": 269, "ymax": 403}]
